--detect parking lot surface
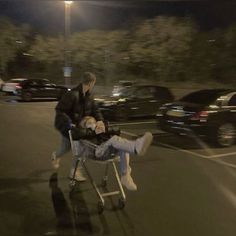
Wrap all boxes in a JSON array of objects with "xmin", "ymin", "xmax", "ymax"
[{"xmin": 0, "ymin": 98, "xmax": 236, "ymax": 236}]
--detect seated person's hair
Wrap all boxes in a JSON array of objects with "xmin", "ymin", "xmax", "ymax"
[
  {"xmin": 80, "ymin": 116, "xmax": 96, "ymax": 129},
  {"xmin": 80, "ymin": 116, "xmax": 121, "ymax": 136}
]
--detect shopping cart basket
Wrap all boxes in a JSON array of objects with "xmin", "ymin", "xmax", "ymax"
[{"xmin": 68, "ymin": 127, "xmax": 126, "ymax": 214}]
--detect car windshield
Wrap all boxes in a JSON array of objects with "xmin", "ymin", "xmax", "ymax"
[
  {"xmin": 179, "ymin": 90, "xmax": 226, "ymax": 105},
  {"xmin": 118, "ymin": 87, "xmax": 136, "ymax": 97}
]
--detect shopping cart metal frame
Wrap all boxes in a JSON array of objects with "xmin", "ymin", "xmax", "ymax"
[{"xmin": 68, "ymin": 128, "xmax": 126, "ymax": 214}]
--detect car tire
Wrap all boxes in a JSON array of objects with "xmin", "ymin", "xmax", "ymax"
[
  {"xmin": 213, "ymin": 123, "xmax": 235, "ymax": 147},
  {"xmin": 22, "ymin": 92, "xmax": 32, "ymax": 102}
]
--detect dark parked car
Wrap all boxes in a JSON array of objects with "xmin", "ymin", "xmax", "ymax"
[
  {"xmin": 97, "ymin": 85, "xmax": 174, "ymax": 121},
  {"xmin": 156, "ymin": 89, "xmax": 236, "ymax": 147},
  {"xmin": 15, "ymin": 78, "xmax": 69, "ymax": 101}
]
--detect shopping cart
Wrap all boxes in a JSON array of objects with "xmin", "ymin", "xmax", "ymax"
[{"xmin": 68, "ymin": 127, "xmax": 126, "ymax": 214}]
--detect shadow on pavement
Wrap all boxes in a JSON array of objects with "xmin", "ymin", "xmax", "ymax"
[{"xmin": 49, "ymin": 173, "xmax": 101, "ymax": 235}]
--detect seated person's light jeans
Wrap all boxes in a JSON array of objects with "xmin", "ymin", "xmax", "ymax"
[{"xmin": 73, "ymin": 135, "xmax": 136, "ymax": 175}]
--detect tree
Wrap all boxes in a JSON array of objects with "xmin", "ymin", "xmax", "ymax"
[
  {"xmin": 70, "ymin": 29, "xmax": 128, "ymax": 84},
  {"xmin": 29, "ymin": 35, "xmax": 64, "ymax": 63},
  {"xmin": 0, "ymin": 17, "xmax": 30, "ymax": 78},
  {"xmin": 128, "ymin": 16, "xmax": 196, "ymax": 80}
]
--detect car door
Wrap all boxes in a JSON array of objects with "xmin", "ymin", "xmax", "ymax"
[
  {"xmin": 227, "ymin": 93, "xmax": 236, "ymax": 125},
  {"xmin": 39, "ymin": 79, "xmax": 57, "ymax": 98},
  {"xmin": 131, "ymin": 86, "xmax": 173, "ymax": 117},
  {"xmin": 124, "ymin": 86, "xmax": 156, "ymax": 117},
  {"xmin": 26, "ymin": 79, "xmax": 42, "ymax": 97}
]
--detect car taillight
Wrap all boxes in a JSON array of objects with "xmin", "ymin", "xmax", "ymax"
[
  {"xmin": 190, "ymin": 111, "xmax": 208, "ymax": 122},
  {"xmin": 15, "ymin": 84, "xmax": 22, "ymax": 89}
]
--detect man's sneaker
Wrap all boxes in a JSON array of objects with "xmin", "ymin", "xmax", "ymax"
[
  {"xmin": 135, "ymin": 132, "xmax": 153, "ymax": 156},
  {"xmin": 121, "ymin": 173, "xmax": 137, "ymax": 191},
  {"xmin": 51, "ymin": 151, "xmax": 60, "ymax": 169},
  {"xmin": 70, "ymin": 168, "xmax": 86, "ymax": 182}
]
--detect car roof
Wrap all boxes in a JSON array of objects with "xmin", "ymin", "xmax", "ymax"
[
  {"xmin": 132, "ymin": 84, "xmax": 169, "ymax": 89},
  {"xmin": 188, "ymin": 89, "xmax": 233, "ymax": 95},
  {"xmin": 10, "ymin": 78, "xmax": 27, "ymax": 81}
]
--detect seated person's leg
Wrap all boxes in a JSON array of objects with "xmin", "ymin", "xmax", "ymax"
[
  {"xmin": 106, "ymin": 132, "xmax": 153, "ymax": 156},
  {"xmin": 119, "ymin": 151, "xmax": 137, "ymax": 191},
  {"xmin": 69, "ymin": 140, "xmax": 87, "ymax": 182}
]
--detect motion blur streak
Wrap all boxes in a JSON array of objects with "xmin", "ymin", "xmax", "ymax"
[{"xmin": 219, "ymin": 184, "xmax": 236, "ymax": 209}]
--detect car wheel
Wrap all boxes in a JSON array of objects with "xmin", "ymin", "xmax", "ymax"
[
  {"xmin": 22, "ymin": 92, "xmax": 32, "ymax": 102},
  {"xmin": 214, "ymin": 123, "xmax": 235, "ymax": 147}
]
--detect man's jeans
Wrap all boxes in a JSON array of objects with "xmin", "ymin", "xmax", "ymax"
[{"xmin": 55, "ymin": 135, "xmax": 71, "ymax": 157}]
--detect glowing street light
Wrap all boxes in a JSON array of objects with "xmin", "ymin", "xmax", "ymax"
[
  {"xmin": 64, "ymin": 1, "xmax": 73, "ymax": 86},
  {"xmin": 65, "ymin": 1, "xmax": 73, "ymax": 4}
]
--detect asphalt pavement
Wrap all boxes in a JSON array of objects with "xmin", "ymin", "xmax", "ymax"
[{"xmin": 0, "ymin": 98, "xmax": 236, "ymax": 236}]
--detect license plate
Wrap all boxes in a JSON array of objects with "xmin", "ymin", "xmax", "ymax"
[{"xmin": 167, "ymin": 110, "xmax": 185, "ymax": 117}]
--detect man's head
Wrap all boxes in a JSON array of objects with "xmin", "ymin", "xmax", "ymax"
[{"xmin": 81, "ymin": 72, "xmax": 96, "ymax": 93}]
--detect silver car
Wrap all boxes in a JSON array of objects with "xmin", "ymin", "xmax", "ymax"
[{"xmin": 1, "ymin": 78, "xmax": 27, "ymax": 94}]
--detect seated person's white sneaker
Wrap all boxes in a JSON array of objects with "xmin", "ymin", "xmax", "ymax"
[
  {"xmin": 121, "ymin": 173, "xmax": 137, "ymax": 191},
  {"xmin": 135, "ymin": 132, "xmax": 153, "ymax": 156},
  {"xmin": 70, "ymin": 168, "xmax": 86, "ymax": 182}
]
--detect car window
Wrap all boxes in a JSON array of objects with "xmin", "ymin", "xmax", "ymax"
[
  {"xmin": 119, "ymin": 87, "xmax": 136, "ymax": 97},
  {"xmin": 29, "ymin": 80, "xmax": 39, "ymax": 86},
  {"xmin": 135, "ymin": 87, "xmax": 154, "ymax": 99},
  {"xmin": 40, "ymin": 79, "xmax": 51, "ymax": 86},
  {"xmin": 156, "ymin": 87, "xmax": 173, "ymax": 99},
  {"xmin": 180, "ymin": 90, "xmax": 225, "ymax": 105},
  {"xmin": 228, "ymin": 94, "xmax": 236, "ymax": 106}
]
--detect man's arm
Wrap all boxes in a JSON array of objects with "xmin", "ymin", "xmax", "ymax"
[
  {"xmin": 56, "ymin": 91, "xmax": 75, "ymax": 117},
  {"xmin": 91, "ymin": 97, "xmax": 104, "ymax": 122},
  {"xmin": 54, "ymin": 91, "xmax": 77, "ymax": 136}
]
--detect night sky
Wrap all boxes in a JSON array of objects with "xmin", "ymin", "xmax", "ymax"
[{"xmin": 0, "ymin": 0, "xmax": 236, "ymax": 35}]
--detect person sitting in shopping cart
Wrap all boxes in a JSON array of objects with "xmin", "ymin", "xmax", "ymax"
[{"xmin": 71, "ymin": 116, "xmax": 153, "ymax": 191}]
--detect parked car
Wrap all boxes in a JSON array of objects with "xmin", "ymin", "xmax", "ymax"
[
  {"xmin": 156, "ymin": 89, "xmax": 236, "ymax": 147},
  {"xmin": 97, "ymin": 84, "xmax": 174, "ymax": 121},
  {"xmin": 1, "ymin": 78, "xmax": 27, "ymax": 94},
  {"xmin": 14, "ymin": 78, "xmax": 68, "ymax": 101}
]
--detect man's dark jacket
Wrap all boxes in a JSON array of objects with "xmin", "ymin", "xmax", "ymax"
[{"xmin": 54, "ymin": 83, "xmax": 103, "ymax": 138}]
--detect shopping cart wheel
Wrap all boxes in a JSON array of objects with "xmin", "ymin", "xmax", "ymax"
[
  {"xmin": 118, "ymin": 198, "xmax": 125, "ymax": 209},
  {"xmin": 97, "ymin": 201, "xmax": 104, "ymax": 214},
  {"xmin": 101, "ymin": 178, "xmax": 107, "ymax": 188}
]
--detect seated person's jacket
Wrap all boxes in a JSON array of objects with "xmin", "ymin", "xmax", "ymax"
[{"xmin": 71, "ymin": 125, "xmax": 120, "ymax": 145}]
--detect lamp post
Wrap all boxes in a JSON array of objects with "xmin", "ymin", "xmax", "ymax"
[{"xmin": 64, "ymin": 1, "xmax": 73, "ymax": 86}]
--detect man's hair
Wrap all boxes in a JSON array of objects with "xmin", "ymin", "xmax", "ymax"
[{"xmin": 81, "ymin": 72, "xmax": 96, "ymax": 85}]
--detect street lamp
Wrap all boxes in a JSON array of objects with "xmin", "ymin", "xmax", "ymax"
[{"xmin": 64, "ymin": 1, "xmax": 73, "ymax": 86}]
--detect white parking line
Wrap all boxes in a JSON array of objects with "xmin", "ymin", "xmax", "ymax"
[
  {"xmin": 113, "ymin": 120, "xmax": 156, "ymax": 126},
  {"xmin": 157, "ymin": 142, "xmax": 211, "ymax": 159},
  {"xmin": 209, "ymin": 152, "xmax": 236, "ymax": 159},
  {"xmin": 122, "ymin": 129, "xmax": 236, "ymax": 168},
  {"xmin": 122, "ymin": 130, "xmax": 212, "ymax": 158},
  {"xmin": 158, "ymin": 140, "xmax": 236, "ymax": 169}
]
